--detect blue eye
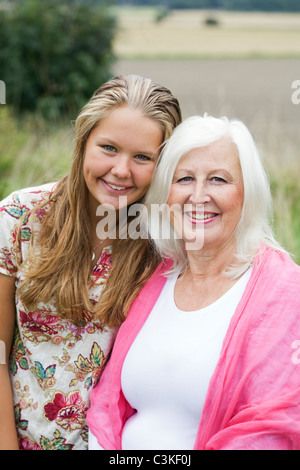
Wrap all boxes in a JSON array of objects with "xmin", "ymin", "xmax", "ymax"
[
  {"xmin": 103, "ymin": 145, "xmax": 116, "ymax": 152},
  {"xmin": 211, "ymin": 176, "xmax": 226, "ymax": 183},
  {"xmin": 135, "ymin": 154, "xmax": 151, "ymax": 161},
  {"xmin": 178, "ymin": 176, "xmax": 193, "ymax": 183}
]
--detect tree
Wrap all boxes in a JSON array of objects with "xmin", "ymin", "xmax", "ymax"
[{"xmin": 0, "ymin": 0, "xmax": 117, "ymax": 119}]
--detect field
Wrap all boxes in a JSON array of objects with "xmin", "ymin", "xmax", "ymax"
[
  {"xmin": 113, "ymin": 8, "xmax": 300, "ymax": 59},
  {"xmin": 1, "ymin": 8, "xmax": 300, "ymax": 261}
]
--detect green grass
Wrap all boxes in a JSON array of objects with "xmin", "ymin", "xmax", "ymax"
[
  {"xmin": 271, "ymin": 168, "xmax": 300, "ymax": 264},
  {"xmin": 0, "ymin": 108, "xmax": 73, "ymax": 199}
]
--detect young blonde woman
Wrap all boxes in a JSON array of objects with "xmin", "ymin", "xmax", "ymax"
[{"xmin": 0, "ymin": 74, "xmax": 181, "ymax": 450}]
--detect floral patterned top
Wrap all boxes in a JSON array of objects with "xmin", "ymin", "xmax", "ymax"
[{"xmin": 0, "ymin": 183, "xmax": 116, "ymax": 450}]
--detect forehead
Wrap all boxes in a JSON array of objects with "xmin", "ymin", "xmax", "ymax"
[
  {"xmin": 176, "ymin": 138, "xmax": 241, "ymax": 173},
  {"xmin": 90, "ymin": 105, "xmax": 163, "ymax": 147},
  {"xmin": 97, "ymin": 105, "xmax": 152, "ymax": 129}
]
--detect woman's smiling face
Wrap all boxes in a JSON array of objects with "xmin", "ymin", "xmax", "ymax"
[
  {"xmin": 167, "ymin": 138, "xmax": 244, "ymax": 254},
  {"xmin": 83, "ymin": 105, "xmax": 163, "ymax": 214}
]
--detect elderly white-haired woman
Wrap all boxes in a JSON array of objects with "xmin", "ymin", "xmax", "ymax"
[{"xmin": 87, "ymin": 114, "xmax": 300, "ymax": 450}]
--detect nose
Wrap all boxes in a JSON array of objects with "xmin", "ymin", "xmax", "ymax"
[
  {"xmin": 110, "ymin": 155, "xmax": 131, "ymax": 179},
  {"xmin": 189, "ymin": 181, "xmax": 211, "ymax": 205}
]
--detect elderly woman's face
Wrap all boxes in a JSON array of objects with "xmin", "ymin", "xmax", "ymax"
[{"xmin": 167, "ymin": 138, "xmax": 244, "ymax": 253}]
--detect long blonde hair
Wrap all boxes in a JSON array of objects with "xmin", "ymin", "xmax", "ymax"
[{"xmin": 16, "ymin": 75, "xmax": 182, "ymax": 325}]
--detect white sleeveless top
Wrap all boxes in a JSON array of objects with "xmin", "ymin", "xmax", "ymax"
[{"xmin": 121, "ymin": 268, "xmax": 252, "ymax": 450}]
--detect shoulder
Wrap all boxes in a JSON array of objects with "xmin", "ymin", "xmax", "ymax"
[
  {"xmin": 116, "ymin": 261, "xmax": 171, "ymax": 339},
  {"xmin": 130, "ymin": 260, "xmax": 173, "ymax": 308},
  {"xmin": 250, "ymin": 246, "xmax": 300, "ymax": 326},
  {"xmin": 257, "ymin": 246, "xmax": 300, "ymax": 287},
  {"xmin": 0, "ymin": 183, "xmax": 57, "ymax": 219},
  {"xmin": 5, "ymin": 182, "xmax": 57, "ymax": 205}
]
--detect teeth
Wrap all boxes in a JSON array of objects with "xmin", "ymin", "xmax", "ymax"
[
  {"xmin": 107, "ymin": 183, "xmax": 127, "ymax": 191},
  {"xmin": 187, "ymin": 212, "xmax": 216, "ymax": 220}
]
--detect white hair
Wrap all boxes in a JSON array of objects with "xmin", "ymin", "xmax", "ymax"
[{"xmin": 144, "ymin": 114, "xmax": 286, "ymax": 277}]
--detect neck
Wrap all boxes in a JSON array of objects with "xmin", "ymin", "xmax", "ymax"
[{"xmin": 185, "ymin": 241, "xmax": 237, "ymax": 281}]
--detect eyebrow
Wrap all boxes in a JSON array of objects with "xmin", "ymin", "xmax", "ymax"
[
  {"xmin": 174, "ymin": 167, "xmax": 236, "ymax": 179},
  {"xmin": 175, "ymin": 167, "xmax": 232, "ymax": 173},
  {"xmin": 96, "ymin": 135, "xmax": 159, "ymax": 156}
]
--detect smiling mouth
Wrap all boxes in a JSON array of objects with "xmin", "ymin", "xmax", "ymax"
[
  {"xmin": 101, "ymin": 179, "xmax": 134, "ymax": 192},
  {"xmin": 186, "ymin": 212, "xmax": 219, "ymax": 222}
]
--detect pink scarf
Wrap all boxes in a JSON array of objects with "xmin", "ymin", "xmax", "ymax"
[{"xmin": 87, "ymin": 247, "xmax": 300, "ymax": 450}]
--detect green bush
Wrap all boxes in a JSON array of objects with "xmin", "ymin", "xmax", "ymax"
[
  {"xmin": 204, "ymin": 16, "xmax": 220, "ymax": 27},
  {"xmin": 0, "ymin": 0, "xmax": 117, "ymax": 119},
  {"xmin": 154, "ymin": 7, "xmax": 170, "ymax": 23}
]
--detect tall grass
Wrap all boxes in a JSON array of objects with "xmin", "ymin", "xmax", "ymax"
[
  {"xmin": 252, "ymin": 116, "xmax": 300, "ymax": 264},
  {"xmin": 0, "ymin": 106, "xmax": 299, "ymax": 264},
  {"xmin": 270, "ymin": 164, "xmax": 300, "ymax": 264},
  {"xmin": 0, "ymin": 108, "xmax": 73, "ymax": 198}
]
